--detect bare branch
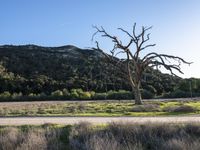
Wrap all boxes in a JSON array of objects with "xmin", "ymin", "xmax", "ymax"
[
  {"xmin": 140, "ymin": 44, "xmax": 156, "ymax": 50},
  {"xmin": 132, "ymin": 23, "xmax": 137, "ymax": 39},
  {"xmin": 137, "ymin": 26, "xmax": 153, "ymax": 39},
  {"xmin": 92, "ymin": 23, "xmax": 191, "ymax": 104},
  {"xmin": 142, "ymin": 52, "xmax": 192, "ymax": 65},
  {"xmin": 149, "ymin": 60, "xmax": 184, "ymax": 75},
  {"xmin": 115, "ymin": 50, "xmax": 126, "ymax": 57},
  {"xmin": 118, "ymin": 27, "xmax": 134, "ymax": 39}
]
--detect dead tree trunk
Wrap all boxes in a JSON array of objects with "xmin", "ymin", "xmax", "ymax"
[
  {"xmin": 92, "ymin": 23, "xmax": 191, "ymax": 105},
  {"xmin": 134, "ymin": 85, "xmax": 142, "ymax": 105},
  {"xmin": 126, "ymin": 52, "xmax": 143, "ymax": 104}
]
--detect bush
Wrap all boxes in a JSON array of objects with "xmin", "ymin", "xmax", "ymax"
[
  {"xmin": 0, "ymin": 91, "xmax": 11, "ymax": 99},
  {"xmin": 77, "ymin": 103, "xmax": 87, "ymax": 112},
  {"xmin": 173, "ymin": 105, "xmax": 197, "ymax": 113},
  {"xmin": 141, "ymin": 89, "xmax": 154, "ymax": 99},
  {"xmin": 163, "ymin": 105, "xmax": 197, "ymax": 113},
  {"xmin": 74, "ymin": 89, "xmax": 84, "ymax": 95},
  {"xmin": 70, "ymin": 89, "xmax": 82, "ymax": 99},
  {"xmin": 163, "ymin": 90, "xmax": 190, "ymax": 98},
  {"xmin": 39, "ymin": 92, "xmax": 47, "ymax": 99},
  {"xmin": 51, "ymin": 90, "xmax": 63, "ymax": 97},
  {"xmin": 79, "ymin": 92, "xmax": 91, "ymax": 100},
  {"xmin": 70, "ymin": 89, "xmax": 92, "ymax": 100},
  {"xmin": 11, "ymin": 92, "xmax": 22, "ymax": 100},
  {"xmin": 93, "ymin": 93, "xmax": 107, "ymax": 100},
  {"xmin": 28, "ymin": 93, "xmax": 37, "ymax": 97},
  {"xmin": 132, "ymin": 104, "xmax": 160, "ymax": 112},
  {"xmin": 163, "ymin": 89, "xmax": 200, "ymax": 98},
  {"xmin": 89, "ymin": 91, "xmax": 95, "ymax": 98},
  {"xmin": 107, "ymin": 90, "xmax": 133, "ymax": 100},
  {"xmin": 143, "ymin": 85, "xmax": 157, "ymax": 95},
  {"xmin": 62, "ymin": 88, "xmax": 70, "ymax": 97}
]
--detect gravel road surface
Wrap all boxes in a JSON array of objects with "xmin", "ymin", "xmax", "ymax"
[{"xmin": 0, "ymin": 116, "xmax": 200, "ymax": 125}]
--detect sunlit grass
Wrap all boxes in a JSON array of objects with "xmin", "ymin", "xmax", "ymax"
[{"xmin": 1, "ymin": 100, "xmax": 200, "ymax": 117}]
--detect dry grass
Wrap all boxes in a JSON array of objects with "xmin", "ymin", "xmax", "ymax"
[
  {"xmin": 1, "ymin": 122, "xmax": 200, "ymax": 150},
  {"xmin": 0, "ymin": 125, "xmax": 69, "ymax": 150},
  {"xmin": 1, "ymin": 100, "xmax": 200, "ymax": 117},
  {"xmin": 131, "ymin": 104, "xmax": 160, "ymax": 112},
  {"xmin": 69, "ymin": 122, "xmax": 200, "ymax": 150},
  {"xmin": 163, "ymin": 105, "xmax": 197, "ymax": 113}
]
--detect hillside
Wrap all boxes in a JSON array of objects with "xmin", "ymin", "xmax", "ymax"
[{"xmin": 0, "ymin": 45, "xmax": 179, "ymax": 95}]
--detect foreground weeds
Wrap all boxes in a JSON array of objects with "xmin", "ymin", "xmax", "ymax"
[
  {"xmin": 69, "ymin": 122, "xmax": 200, "ymax": 150},
  {"xmin": 0, "ymin": 125, "xmax": 70, "ymax": 150},
  {"xmin": 1, "ymin": 122, "xmax": 200, "ymax": 150}
]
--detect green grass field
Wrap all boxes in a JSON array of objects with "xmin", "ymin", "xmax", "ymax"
[{"xmin": 1, "ymin": 99, "xmax": 200, "ymax": 117}]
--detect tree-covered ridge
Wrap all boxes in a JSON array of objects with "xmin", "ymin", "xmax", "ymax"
[{"xmin": 0, "ymin": 44, "xmax": 185, "ymax": 96}]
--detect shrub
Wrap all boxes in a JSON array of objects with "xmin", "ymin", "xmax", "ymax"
[
  {"xmin": 163, "ymin": 89, "xmax": 191, "ymax": 98},
  {"xmin": 132, "ymin": 104, "xmax": 160, "ymax": 112},
  {"xmin": 70, "ymin": 92, "xmax": 79, "ymax": 99},
  {"xmin": 28, "ymin": 93, "xmax": 37, "ymax": 97},
  {"xmin": 93, "ymin": 93, "xmax": 107, "ymax": 100},
  {"xmin": 74, "ymin": 89, "xmax": 84, "ymax": 95},
  {"xmin": 11, "ymin": 92, "xmax": 22, "ymax": 100},
  {"xmin": 163, "ymin": 105, "xmax": 197, "ymax": 113},
  {"xmin": 143, "ymin": 85, "xmax": 157, "ymax": 95},
  {"xmin": 51, "ymin": 90, "xmax": 63, "ymax": 97},
  {"xmin": 39, "ymin": 92, "xmax": 47, "ymax": 99},
  {"xmin": 141, "ymin": 89, "xmax": 154, "ymax": 99},
  {"xmin": 163, "ymin": 90, "xmax": 200, "ymax": 98},
  {"xmin": 0, "ymin": 91, "xmax": 11, "ymax": 99},
  {"xmin": 172, "ymin": 105, "xmax": 197, "ymax": 113},
  {"xmin": 107, "ymin": 90, "xmax": 133, "ymax": 100},
  {"xmin": 89, "ymin": 91, "xmax": 95, "ymax": 98},
  {"xmin": 37, "ymin": 108, "xmax": 46, "ymax": 114},
  {"xmin": 68, "ymin": 105, "xmax": 77, "ymax": 113},
  {"xmin": 79, "ymin": 92, "xmax": 91, "ymax": 100},
  {"xmin": 62, "ymin": 88, "xmax": 70, "ymax": 96},
  {"xmin": 77, "ymin": 103, "xmax": 87, "ymax": 112},
  {"xmin": 70, "ymin": 89, "xmax": 81, "ymax": 99}
]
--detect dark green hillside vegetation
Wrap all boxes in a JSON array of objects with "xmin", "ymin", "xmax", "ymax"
[
  {"xmin": 0, "ymin": 45, "xmax": 199, "ymax": 100},
  {"xmin": 0, "ymin": 45, "xmax": 130, "ymax": 94}
]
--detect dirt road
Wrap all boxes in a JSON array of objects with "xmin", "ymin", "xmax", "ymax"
[{"xmin": 0, "ymin": 116, "xmax": 200, "ymax": 125}]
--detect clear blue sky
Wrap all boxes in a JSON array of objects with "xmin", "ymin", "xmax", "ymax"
[{"xmin": 0, "ymin": 0, "xmax": 200, "ymax": 78}]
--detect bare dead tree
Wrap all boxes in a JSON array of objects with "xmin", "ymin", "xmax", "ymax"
[{"xmin": 92, "ymin": 23, "xmax": 192, "ymax": 105}]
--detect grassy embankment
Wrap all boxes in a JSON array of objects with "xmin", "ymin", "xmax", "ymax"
[
  {"xmin": 1, "ymin": 100, "xmax": 200, "ymax": 116},
  {"xmin": 1, "ymin": 122, "xmax": 200, "ymax": 150}
]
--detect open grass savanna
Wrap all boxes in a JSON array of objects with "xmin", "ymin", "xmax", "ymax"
[
  {"xmin": 1, "ymin": 122, "xmax": 200, "ymax": 150},
  {"xmin": 1, "ymin": 99, "xmax": 200, "ymax": 117}
]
